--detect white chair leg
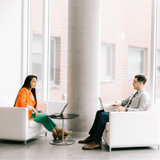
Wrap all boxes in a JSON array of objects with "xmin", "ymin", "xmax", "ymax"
[
  {"xmin": 109, "ymin": 147, "xmax": 111, "ymax": 152},
  {"xmin": 24, "ymin": 140, "xmax": 27, "ymax": 144}
]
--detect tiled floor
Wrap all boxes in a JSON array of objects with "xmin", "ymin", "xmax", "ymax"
[{"xmin": 0, "ymin": 133, "xmax": 160, "ymax": 160}]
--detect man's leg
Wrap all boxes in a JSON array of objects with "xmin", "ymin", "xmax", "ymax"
[
  {"xmin": 82, "ymin": 112, "xmax": 109, "ymax": 150},
  {"xmin": 79, "ymin": 110, "xmax": 104, "ymax": 143},
  {"xmin": 88, "ymin": 110, "xmax": 104, "ymax": 137},
  {"xmin": 92, "ymin": 112, "xmax": 109, "ymax": 142}
]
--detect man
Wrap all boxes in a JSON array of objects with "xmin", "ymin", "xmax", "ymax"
[{"xmin": 79, "ymin": 74, "xmax": 151, "ymax": 150}]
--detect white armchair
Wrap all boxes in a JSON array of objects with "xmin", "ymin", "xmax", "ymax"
[
  {"xmin": 102, "ymin": 111, "xmax": 160, "ymax": 151},
  {"xmin": 0, "ymin": 96, "xmax": 48, "ymax": 144}
]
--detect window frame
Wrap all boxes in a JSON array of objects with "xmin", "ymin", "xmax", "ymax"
[
  {"xmin": 128, "ymin": 46, "xmax": 146, "ymax": 80},
  {"xmin": 22, "ymin": 0, "xmax": 158, "ymax": 104},
  {"xmin": 49, "ymin": 37, "xmax": 57, "ymax": 84},
  {"xmin": 157, "ymin": 50, "xmax": 160, "ymax": 76},
  {"xmin": 100, "ymin": 43, "xmax": 113, "ymax": 82}
]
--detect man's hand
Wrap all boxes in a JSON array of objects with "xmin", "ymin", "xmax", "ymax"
[
  {"xmin": 115, "ymin": 105, "xmax": 126, "ymax": 112},
  {"xmin": 109, "ymin": 103, "xmax": 119, "ymax": 108},
  {"xmin": 33, "ymin": 108, "xmax": 38, "ymax": 116},
  {"xmin": 109, "ymin": 104, "xmax": 126, "ymax": 112}
]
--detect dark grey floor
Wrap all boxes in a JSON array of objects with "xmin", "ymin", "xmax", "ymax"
[{"xmin": 0, "ymin": 133, "xmax": 160, "ymax": 160}]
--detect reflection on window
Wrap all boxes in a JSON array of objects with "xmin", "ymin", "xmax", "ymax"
[
  {"xmin": 29, "ymin": 0, "xmax": 43, "ymax": 100},
  {"xmin": 128, "ymin": 47, "xmax": 145, "ymax": 79},
  {"xmin": 50, "ymin": 37, "xmax": 56, "ymax": 82},
  {"xmin": 32, "ymin": 34, "xmax": 42, "ymax": 82},
  {"xmin": 49, "ymin": 37, "xmax": 60, "ymax": 86},
  {"xmin": 157, "ymin": 50, "xmax": 160, "ymax": 76},
  {"xmin": 100, "ymin": 44, "xmax": 113, "ymax": 81}
]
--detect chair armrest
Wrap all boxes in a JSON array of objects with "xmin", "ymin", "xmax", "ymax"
[
  {"xmin": 109, "ymin": 111, "xmax": 160, "ymax": 146},
  {"xmin": 0, "ymin": 107, "xmax": 28, "ymax": 139},
  {"xmin": 37, "ymin": 102, "xmax": 48, "ymax": 113}
]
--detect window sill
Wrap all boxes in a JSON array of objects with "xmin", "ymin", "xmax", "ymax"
[
  {"xmin": 49, "ymin": 84, "xmax": 60, "ymax": 89},
  {"xmin": 100, "ymin": 79, "xmax": 115, "ymax": 83}
]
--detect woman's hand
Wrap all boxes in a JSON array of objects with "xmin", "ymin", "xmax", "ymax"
[
  {"xmin": 36, "ymin": 107, "xmax": 44, "ymax": 113},
  {"xmin": 39, "ymin": 110, "xmax": 44, "ymax": 113},
  {"xmin": 33, "ymin": 108, "xmax": 38, "ymax": 116}
]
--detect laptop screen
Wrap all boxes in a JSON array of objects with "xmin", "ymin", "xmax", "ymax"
[
  {"xmin": 60, "ymin": 103, "xmax": 68, "ymax": 115},
  {"xmin": 98, "ymin": 97, "xmax": 104, "ymax": 109}
]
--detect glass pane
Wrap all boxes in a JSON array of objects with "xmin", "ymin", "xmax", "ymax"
[
  {"xmin": 128, "ymin": 47, "xmax": 145, "ymax": 79},
  {"xmin": 50, "ymin": 38, "xmax": 56, "ymax": 82},
  {"xmin": 106, "ymin": 46, "xmax": 111, "ymax": 77},
  {"xmin": 101, "ymin": 44, "xmax": 111, "ymax": 80},
  {"xmin": 32, "ymin": 34, "xmax": 42, "ymax": 81},
  {"xmin": 29, "ymin": 0, "xmax": 43, "ymax": 100},
  {"xmin": 48, "ymin": 0, "xmax": 68, "ymax": 101},
  {"xmin": 100, "ymin": 0, "xmax": 151, "ymax": 103},
  {"xmin": 157, "ymin": 51, "xmax": 160, "ymax": 76},
  {"xmin": 156, "ymin": 2, "xmax": 160, "ymax": 104}
]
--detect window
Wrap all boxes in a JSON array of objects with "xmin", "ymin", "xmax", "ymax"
[
  {"xmin": 32, "ymin": 35, "xmax": 60, "ymax": 84},
  {"xmin": 48, "ymin": 37, "xmax": 60, "ymax": 86},
  {"xmin": 100, "ymin": 44, "xmax": 113, "ymax": 81},
  {"xmin": 157, "ymin": 50, "xmax": 160, "ymax": 76},
  {"xmin": 128, "ymin": 47, "xmax": 145, "ymax": 79},
  {"xmin": 32, "ymin": 34, "xmax": 43, "ymax": 82},
  {"xmin": 27, "ymin": 0, "xmax": 67, "ymax": 101},
  {"xmin": 50, "ymin": 37, "xmax": 56, "ymax": 83},
  {"xmin": 28, "ymin": 0, "xmax": 43, "ymax": 100}
]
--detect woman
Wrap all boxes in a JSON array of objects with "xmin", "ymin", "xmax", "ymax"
[{"xmin": 14, "ymin": 75, "xmax": 72, "ymax": 140}]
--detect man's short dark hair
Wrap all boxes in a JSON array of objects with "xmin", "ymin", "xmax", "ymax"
[{"xmin": 135, "ymin": 74, "xmax": 147, "ymax": 84}]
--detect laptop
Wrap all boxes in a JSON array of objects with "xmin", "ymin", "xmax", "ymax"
[
  {"xmin": 47, "ymin": 103, "xmax": 69, "ymax": 118},
  {"xmin": 98, "ymin": 97, "xmax": 117, "ymax": 112}
]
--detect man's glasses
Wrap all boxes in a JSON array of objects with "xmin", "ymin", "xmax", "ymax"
[{"xmin": 133, "ymin": 81, "xmax": 139, "ymax": 83}]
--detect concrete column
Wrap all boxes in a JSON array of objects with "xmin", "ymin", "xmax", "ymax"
[
  {"xmin": 67, "ymin": 0, "xmax": 101, "ymax": 134},
  {"xmin": 150, "ymin": 0, "xmax": 158, "ymax": 104}
]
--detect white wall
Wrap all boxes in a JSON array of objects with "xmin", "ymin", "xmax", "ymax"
[{"xmin": 0, "ymin": 0, "xmax": 22, "ymax": 99}]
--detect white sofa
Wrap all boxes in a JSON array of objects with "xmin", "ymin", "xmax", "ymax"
[
  {"xmin": 0, "ymin": 96, "xmax": 47, "ymax": 144},
  {"xmin": 102, "ymin": 108, "xmax": 160, "ymax": 151}
]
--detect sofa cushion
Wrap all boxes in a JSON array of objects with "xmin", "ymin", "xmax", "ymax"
[
  {"xmin": 105, "ymin": 122, "xmax": 110, "ymax": 131},
  {"xmin": 145, "ymin": 103, "xmax": 154, "ymax": 111},
  {"xmin": 0, "ymin": 96, "xmax": 14, "ymax": 107},
  {"xmin": 28, "ymin": 121, "xmax": 43, "ymax": 128}
]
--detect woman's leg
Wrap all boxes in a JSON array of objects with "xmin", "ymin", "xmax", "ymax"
[
  {"xmin": 30, "ymin": 113, "xmax": 57, "ymax": 132},
  {"xmin": 30, "ymin": 113, "xmax": 72, "ymax": 139}
]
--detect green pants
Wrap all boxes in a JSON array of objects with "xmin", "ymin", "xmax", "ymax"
[{"xmin": 30, "ymin": 113, "xmax": 57, "ymax": 131}]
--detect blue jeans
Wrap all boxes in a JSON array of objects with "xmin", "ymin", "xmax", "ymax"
[{"xmin": 89, "ymin": 110, "xmax": 109, "ymax": 141}]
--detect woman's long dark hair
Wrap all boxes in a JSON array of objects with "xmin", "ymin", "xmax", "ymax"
[{"xmin": 14, "ymin": 75, "xmax": 37, "ymax": 108}]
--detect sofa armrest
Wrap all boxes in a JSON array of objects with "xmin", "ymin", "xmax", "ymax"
[
  {"xmin": 0, "ymin": 107, "xmax": 28, "ymax": 140},
  {"xmin": 37, "ymin": 102, "xmax": 48, "ymax": 113},
  {"xmin": 108, "ymin": 111, "xmax": 160, "ymax": 147}
]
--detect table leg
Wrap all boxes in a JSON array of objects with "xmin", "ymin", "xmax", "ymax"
[
  {"xmin": 62, "ymin": 119, "xmax": 64, "ymax": 144},
  {"xmin": 50, "ymin": 119, "xmax": 75, "ymax": 145}
]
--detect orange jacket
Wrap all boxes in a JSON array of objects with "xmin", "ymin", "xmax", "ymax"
[{"xmin": 15, "ymin": 87, "xmax": 36, "ymax": 120}]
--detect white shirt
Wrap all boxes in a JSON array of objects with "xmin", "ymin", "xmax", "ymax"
[{"xmin": 116, "ymin": 88, "xmax": 151, "ymax": 112}]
